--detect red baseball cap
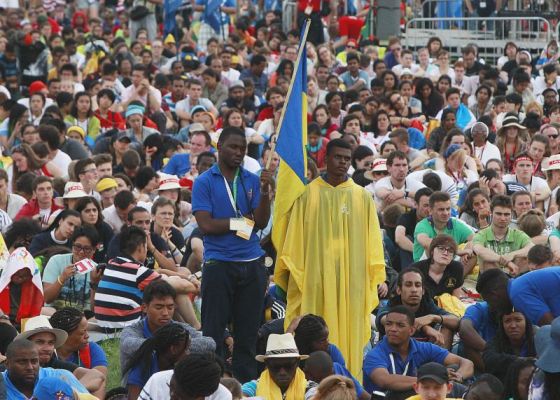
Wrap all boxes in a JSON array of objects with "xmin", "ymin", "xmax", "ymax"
[{"xmin": 29, "ymin": 81, "xmax": 48, "ymax": 95}]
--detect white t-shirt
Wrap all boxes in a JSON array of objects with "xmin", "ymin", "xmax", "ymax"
[
  {"xmin": 473, "ymin": 142, "xmax": 502, "ymax": 167},
  {"xmin": 503, "ymin": 174, "xmax": 550, "ymax": 195},
  {"xmin": 139, "ymin": 370, "xmax": 232, "ymax": 400},
  {"xmin": 243, "ymin": 155, "xmax": 261, "ymax": 174},
  {"xmin": 6, "ymin": 193, "xmax": 27, "ymax": 220},
  {"xmin": 373, "ymin": 176, "xmax": 426, "ymax": 208},
  {"xmin": 176, "ymin": 97, "xmax": 215, "ymax": 116},
  {"xmin": 51, "ymin": 150, "xmax": 72, "ymax": 177},
  {"xmin": 102, "ymin": 205, "xmax": 125, "ymax": 234},
  {"xmin": 222, "ymin": 68, "xmax": 241, "ymax": 83}
]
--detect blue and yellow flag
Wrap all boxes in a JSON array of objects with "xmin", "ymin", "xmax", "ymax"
[{"xmin": 272, "ymin": 20, "xmax": 310, "ymax": 294}]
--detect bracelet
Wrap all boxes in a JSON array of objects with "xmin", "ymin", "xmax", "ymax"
[
  {"xmin": 57, "ymin": 276, "xmax": 64, "ymax": 286},
  {"xmin": 440, "ymin": 315, "xmax": 444, "ymax": 324}
]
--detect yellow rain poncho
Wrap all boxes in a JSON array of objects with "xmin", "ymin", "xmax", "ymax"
[{"xmin": 275, "ymin": 176, "xmax": 386, "ymax": 378}]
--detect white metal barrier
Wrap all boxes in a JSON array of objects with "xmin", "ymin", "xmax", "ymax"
[
  {"xmin": 282, "ymin": 1, "xmax": 298, "ymax": 33},
  {"xmin": 404, "ymin": 17, "xmax": 552, "ymax": 65}
]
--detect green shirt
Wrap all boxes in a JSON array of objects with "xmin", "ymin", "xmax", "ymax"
[
  {"xmin": 473, "ymin": 226, "xmax": 531, "ymax": 266},
  {"xmin": 413, "ymin": 217, "xmax": 474, "ymax": 261}
]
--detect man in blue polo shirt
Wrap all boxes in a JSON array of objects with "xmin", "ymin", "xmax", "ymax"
[
  {"xmin": 476, "ymin": 267, "xmax": 560, "ymax": 326},
  {"xmin": 363, "ymin": 306, "xmax": 473, "ymax": 397},
  {"xmin": 192, "ymin": 126, "xmax": 274, "ymax": 383}
]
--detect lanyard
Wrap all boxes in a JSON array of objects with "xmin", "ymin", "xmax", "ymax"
[
  {"xmin": 223, "ymin": 169, "xmax": 240, "ymax": 216},
  {"xmin": 389, "ymin": 353, "xmax": 410, "ymax": 376}
]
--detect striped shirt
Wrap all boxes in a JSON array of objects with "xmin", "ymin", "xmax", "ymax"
[{"xmin": 94, "ymin": 257, "xmax": 160, "ymax": 329}]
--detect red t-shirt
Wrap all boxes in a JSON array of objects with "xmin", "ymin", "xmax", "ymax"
[{"xmin": 338, "ymin": 16, "xmax": 365, "ymax": 40}]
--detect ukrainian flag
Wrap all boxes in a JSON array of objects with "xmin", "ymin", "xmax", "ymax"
[{"xmin": 272, "ymin": 20, "xmax": 310, "ymax": 294}]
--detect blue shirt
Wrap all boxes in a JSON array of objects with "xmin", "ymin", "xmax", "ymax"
[
  {"xmin": 126, "ymin": 352, "xmax": 159, "ymax": 388},
  {"xmin": 192, "ymin": 164, "xmax": 264, "ymax": 262},
  {"xmin": 328, "ymin": 344, "xmax": 346, "ymax": 366},
  {"xmin": 461, "ymin": 301, "xmax": 497, "ymax": 342},
  {"xmin": 65, "ymin": 341, "xmax": 108, "ymax": 369},
  {"xmin": 508, "ymin": 267, "xmax": 560, "ymax": 325},
  {"xmin": 362, "ymin": 336, "xmax": 449, "ymax": 394},
  {"xmin": 334, "ymin": 362, "xmax": 365, "ymax": 397},
  {"xmin": 162, "ymin": 153, "xmax": 191, "ymax": 177},
  {"xmin": 3, "ymin": 367, "xmax": 88, "ymax": 399}
]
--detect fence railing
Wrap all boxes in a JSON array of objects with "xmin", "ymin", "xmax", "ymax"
[{"xmin": 403, "ymin": 17, "xmax": 552, "ymax": 66}]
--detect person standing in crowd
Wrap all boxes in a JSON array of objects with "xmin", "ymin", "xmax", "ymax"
[
  {"xmin": 275, "ymin": 138, "xmax": 386, "ymax": 378},
  {"xmin": 192, "ymin": 126, "xmax": 274, "ymax": 382}
]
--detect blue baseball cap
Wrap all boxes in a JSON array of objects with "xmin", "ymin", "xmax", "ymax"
[
  {"xmin": 33, "ymin": 376, "xmax": 74, "ymax": 399},
  {"xmin": 444, "ymin": 144, "xmax": 462, "ymax": 159}
]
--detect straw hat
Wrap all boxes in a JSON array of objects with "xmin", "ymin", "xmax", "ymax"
[
  {"xmin": 372, "ymin": 158, "xmax": 387, "ymax": 172},
  {"xmin": 255, "ymin": 333, "xmax": 309, "ymax": 362},
  {"xmin": 497, "ymin": 113, "xmax": 526, "ymax": 137},
  {"xmin": 16, "ymin": 315, "xmax": 68, "ymax": 348}
]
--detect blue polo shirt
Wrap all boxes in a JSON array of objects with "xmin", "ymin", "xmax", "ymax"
[
  {"xmin": 192, "ymin": 164, "xmax": 264, "ymax": 262},
  {"xmin": 508, "ymin": 267, "xmax": 560, "ymax": 325},
  {"xmin": 362, "ymin": 336, "xmax": 448, "ymax": 394},
  {"xmin": 162, "ymin": 153, "xmax": 190, "ymax": 177},
  {"xmin": 461, "ymin": 301, "xmax": 497, "ymax": 342}
]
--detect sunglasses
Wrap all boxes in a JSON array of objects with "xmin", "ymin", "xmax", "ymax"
[
  {"xmin": 548, "ymin": 134, "xmax": 559, "ymax": 139},
  {"xmin": 267, "ymin": 360, "xmax": 299, "ymax": 372}
]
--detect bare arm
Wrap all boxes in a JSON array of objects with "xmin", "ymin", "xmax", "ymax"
[
  {"xmin": 444, "ymin": 353, "xmax": 474, "ymax": 381},
  {"xmin": 194, "ymin": 210, "xmax": 230, "ymax": 235},
  {"xmin": 416, "ymin": 233, "xmax": 433, "ymax": 254},
  {"xmin": 395, "ymin": 225, "xmax": 413, "ymax": 252},
  {"xmin": 458, "ymin": 319, "xmax": 486, "ymax": 351},
  {"xmin": 473, "ymin": 243, "xmax": 501, "ymax": 263},
  {"xmin": 370, "ymin": 368, "xmax": 417, "ymax": 391},
  {"xmin": 43, "ymin": 282, "xmax": 63, "ymax": 304}
]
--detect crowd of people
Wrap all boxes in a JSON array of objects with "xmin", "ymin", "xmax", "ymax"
[{"xmin": 0, "ymin": 0, "xmax": 560, "ymax": 400}]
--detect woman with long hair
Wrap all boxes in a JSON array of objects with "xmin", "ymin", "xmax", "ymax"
[
  {"xmin": 326, "ymin": 92, "xmax": 345, "ymax": 128},
  {"xmin": 316, "ymin": 44, "xmax": 341, "ymax": 72},
  {"xmin": 370, "ymin": 110, "xmax": 391, "ymax": 148},
  {"xmin": 151, "ymin": 197, "xmax": 185, "ymax": 265},
  {"xmin": 527, "ymin": 134, "xmax": 550, "ymax": 179},
  {"xmin": 436, "ymin": 74, "xmax": 453, "ymax": 99},
  {"xmin": 312, "ymin": 104, "xmax": 338, "ymax": 138},
  {"xmin": 29, "ymin": 92, "xmax": 46, "ymax": 126},
  {"xmin": 415, "ymin": 78, "xmax": 444, "ymax": 119},
  {"xmin": 380, "ymin": 70, "xmax": 398, "ymax": 95},
  {"xmin": 75, "ymin": 196, "xmax": 114, "ymax": 263},
  {"xmin": 29, "ymin": 209, "xmax": 82, "ymax": 256},
  {"xmin": 503, "ymin": 358, "xmax": 535, "ymax": 400},
  {"xmin": 269, "ymin": 59, "xmax": 294, "ymax": 87},
  {"xmin": 221, "ymin": 108, "xmax": 262, "ymax": 145},
  {"xmin": 0, "ymin": 103, "xmax": 29, "ymax": 148},
  {"xmin": 134, "ymin": 166, "xmax": 159, "ymax": 202},
  {"xmin": 64, "ymin": 92, "xmax": 101, "ymax": 146},
  {"xmin": 42, "ymin": 226, "xmax": 102, "ymax": 312},
  {"xmin": 10, "ymin": 144, "xmax": 63, "ymax": 189},
  {"xmin": 123, "ymin": 323, "xmax": 189, "ymax": 400},
  {"xmin": 483, "ymin": 311, "xmax": 536, "ymax": 383},
  {"xmin": 496, "ymin": 113, "xmax": 529, "ymax": 173},
  {"xmin": 427, "ymin": 109, "xmax": 457, "ymax": 154},
  {"xmin": 460, "ymin": 188, "xmax": 491, "ymax": 230},
  {"xmin": 469, "ymin": 84, "xmax": 493, "ymax": 119}
]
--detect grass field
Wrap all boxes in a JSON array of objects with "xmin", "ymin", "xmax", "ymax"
[{"xmin": 99, "ymin": 339, "xmax": 122, "ymax": 390}]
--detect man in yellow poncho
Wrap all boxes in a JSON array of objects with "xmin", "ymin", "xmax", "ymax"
[{"xmin": 275, "ymin": 138, "xmax": 386, "ymax": 378}]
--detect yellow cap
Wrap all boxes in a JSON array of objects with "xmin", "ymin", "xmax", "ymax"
[
  {"xmin": 96, "ymin": 177, "xmax": 118, "ymax": 193},
  {"xmin": 164, "ymin": 33, "xmax": 176, "ymax": 44},
  {"xmin": 67, "ymin": 125, "xmax": 86, "ymax": 139}
]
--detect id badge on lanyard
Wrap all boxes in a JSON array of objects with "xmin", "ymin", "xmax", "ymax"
[{"xmin": 223, "ymin": 171, "xmax": 255, "ymax": 240}]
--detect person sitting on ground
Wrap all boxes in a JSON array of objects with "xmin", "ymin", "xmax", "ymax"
[
  {"xmin": 314, "ymin": 375, "xmax": 358, "ymax": 400},
  {"xmin": 2, "ymin": 339, "xmax": 90, "ymax": 399},
  {"xmin": 303, "ymin": 351, "xmax": 367, "ymax": 400},
  {"xmin": 462, "ymin": 374, "xmax": 504, "ymax": 400},
  {"xmin": 527, "ymin": 244, "xmax": 555, "ymax": 270},
  {"xmin": 138, "ymin": 353, "xmax": 228, "ymax": 400},
  {"xmin": 15, "ymin": 315, "xmax": 106, "ymax": 398},
  {"xmin": 50, "ymin": 307, "xmax": 108, "ymax": 376},
  {"xmin": 410, "ymin": 234, "xmax": 465, "ymax": 300},
  {"xmin": 123, "ymin": 323, "xmax": 189, "ymax": 400},
  {"xmin": 473, "ymin": 195, "xmax": 533, "ymax": 275},
  {"xmin": 362, "ymin": 306, "xmax": 473, "ymax": 398},
  {"xmin": 0, "ymin": 247, "xmax": 44, "ymax": 328},
  {"xmin": 376, "ymin": 268, "xmax": 459, "ymax": 350},
  {"xmin": 120, "ymin": 280, "xmax": 215, "ymax": 372},
  {"xmin": 242, "ymin": 333, "xmax": 317, "ymax": 399},
  {"xmin": 42, "ymin": 226, "xmax": 103, "ymax": 313},
  {"xmin": 482, "ymin": 310, "xmax": 536, "ymax": 383},
  {"xmin": 29, "ymin": 209, "xmax": 82, "ymax": 257},
  {"xmin": 406, "ymin": 362, "xmax": 459, "ymax": 400}
]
